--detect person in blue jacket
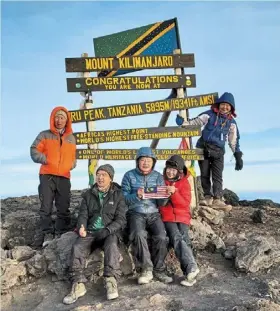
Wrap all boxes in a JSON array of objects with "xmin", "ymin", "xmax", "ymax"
[
  {"xmin": 121, "ymin": 147, "xmax": 172, "ymax": 285},
  {"xmin": 176, "ymin": 92, "xmax": 243, "ymax": 211}
]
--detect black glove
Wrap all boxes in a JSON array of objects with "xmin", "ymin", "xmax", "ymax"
[
  {"xmin": 234, "ymin": 151, "xmax": 243, "ymax": 171},
  {"xmin": 94, "ymin": 228, "xmax": 110, "ymax": 241}
]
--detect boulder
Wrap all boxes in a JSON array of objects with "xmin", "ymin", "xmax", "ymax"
[
  {"xmin": 235, "ymin": 236, "xmax": 280, "ymax": 273},
  {"xmin": 190, "ymin": 217, "xmax": 225, "ymax": 251},
  {"xmin": 223, "ymin": 188, "xmax": 240, "ymax": 206},
  {"xmin": 1, "ymin": 257, "xmax": 27, "ymax": 293},
  {"xmin": 250, "ymin": 209, "xmax": 267, "ymax": 223},
  {"xmin": 25, "ymin": 253, "xmax": 47, "ymax": 278},
  {"xmin": 6, "ymin": 246, "xmax": 36, "ymax": 261},
  {"xmin": 199, "ymin": 206, "xmax": 225, "ymax": 225}
]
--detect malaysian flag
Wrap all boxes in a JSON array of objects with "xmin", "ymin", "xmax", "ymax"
[{"xmin": 143, "ymin": 186, "xmax": 170, "ymax": 199}]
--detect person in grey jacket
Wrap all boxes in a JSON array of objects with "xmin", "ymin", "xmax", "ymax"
[{"xmin": 121, "ymin": 147, "xmax": 172, "ymax": 285}]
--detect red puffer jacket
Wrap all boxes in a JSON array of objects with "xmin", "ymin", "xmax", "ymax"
[{"xmin": 160, "ymin": 176, "xmax": 191, "ymax": 225}]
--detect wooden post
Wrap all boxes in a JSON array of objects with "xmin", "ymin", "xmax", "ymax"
[
  {"xmin": 173, "ymin": 49, "xmax": 198, "ymax": 209},
  {"xmin": 79, "ymin": 53, "xmax": 98, "ymax": 186}
]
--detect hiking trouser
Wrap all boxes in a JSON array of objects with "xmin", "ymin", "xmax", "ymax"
[
  {"xmin": 198, "ymin": 155, "xmax": 224, "ymax": 198},
  {"xmin": 164, "ymin": 222, "xmax": 197, "ymax": 275},
  {"xmin": 128, "ymin": 211, "xmax": 168, "ymax": 272},
  {"xmin": 69, "ymin": 234, "xmax": 121, "ymax": 283},
  {"xmin": 38, "ymin": 174, "xmax": 71, "ymax": 235}
]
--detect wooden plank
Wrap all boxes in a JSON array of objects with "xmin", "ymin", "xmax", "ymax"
[
  {"xmin": 74, "ymin": 125, "xmax": 201, "ymax": 145},
  {"xmin": 66, "ymin": 74, "xmax": 196, "ymax": 92},
  {"xmin": 76, "ymin": 148, "xmax": 204, "ymax": 161},
  {"xmin": 65, "ymin": 54, "xmax": 195, "ymax": 72},
  {"xmin": 69, "ymin": 92, "xmax": 218, "ymax": 123}
]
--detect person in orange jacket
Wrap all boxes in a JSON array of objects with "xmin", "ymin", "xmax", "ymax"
[{"xmin": 31, "ymin": 106, "xmax": 76, "ymax": 247}]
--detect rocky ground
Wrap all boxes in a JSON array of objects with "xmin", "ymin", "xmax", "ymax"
[{"xmin": 1, "ymin": 187, "xmax": 280, "ymax": 311}]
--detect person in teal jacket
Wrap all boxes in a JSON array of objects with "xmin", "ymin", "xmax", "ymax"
[{"xmin": 121, "ymin": 147, "xmax": 172, "ymax": 285}]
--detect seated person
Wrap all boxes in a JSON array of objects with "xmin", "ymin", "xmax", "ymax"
[
  {"xmin": 121, "ymin": 147, "xmax": 172, "ymax": 285},
  {"xmin": 63, "ymin": 164, "xmax": 127, "ymax": 304},
  {"xmin": 160, "ymin": 155, "xmax": 199, "ymax": 286}
]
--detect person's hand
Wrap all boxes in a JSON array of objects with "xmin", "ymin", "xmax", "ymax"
[
  {"xmin": 176, "ymin": 114, "xmax": 184, "ymax": 126},
  {"xmin": 166, "ymin": 185, "xmax": 176, "ymax": 195},
  {"xmin": 79, "ymin": 224, "xmax": 87, "ymax": 237},
  {"xmin": 137, "ymin": 188, "xmax": 144, "ymax": 199},
  {"xmin": 234, "ymin": 151, "xmax": 243, "ymax": 171},
  {"xmin": 95, "ymin": 228, "xmax": 110, "ymax": 241}
]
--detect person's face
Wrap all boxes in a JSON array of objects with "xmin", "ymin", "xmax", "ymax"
[
  {"xmin": 96, "ymin": 170, "xmax": 111, "ymax": 188},
  {"xmin": 219, "ymin": 103, "xmax": 232, "ymax": 114},
  {"xmin": 54, "ymin": 115, "xmax": 67, "ymax": 129},
  {"xmin": 166, "ymin": 167, "xmax": 178, "ymax": 179},
  {"xmin": 138, "ymin": 157, "xmax": 153, "ymax": 174}
]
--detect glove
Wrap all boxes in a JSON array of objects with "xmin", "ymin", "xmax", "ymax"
[
  {"xmin": 176, "ymin": 114, "xmax": 184, "ymax": 126},
  {"xmin": 234, "ymin": 151, "xmax": 243, "ymax": 171},
  {"xmin": 94, "ymin": 228, "xmax": 110, "ymax": 241}
]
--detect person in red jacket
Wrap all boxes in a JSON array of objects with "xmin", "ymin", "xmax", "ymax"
[{"xmin": 160, "ymin": 155, "xmax": 199, "ymax": 286}]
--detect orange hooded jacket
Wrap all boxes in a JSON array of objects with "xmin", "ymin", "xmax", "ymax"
[{"xmin": 30, "ymin": 106, "xmax": 76, "ymax": 179}]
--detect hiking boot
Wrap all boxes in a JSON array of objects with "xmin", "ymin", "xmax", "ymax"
[
  {"xmin": 138, "ymin": 270, "xmax": 153, "ymax": 284},
  {"xmin": 199, "ymin": 196, "xmax": 213, "ymax": 206},
  {"xmin": 63, "ymin": 282, "xmax": 87, "ymax": 305},
  {"xmin": 180, "ymin": 278, "xmax": 197, "ymax": 287},
  {"xmin": 42, "ymin": 233, "xmax": 54, "ymax": 248},
  {"xmin": 104, "ymin": 277, "xmax": 119, "ymax": 300},
  {"xmin": 154, "ymin": 271, "xmax": 173, "ymax": 284},
  {"xmin": 212, "ymin": 199, "xmax": 232, "ymax": 212},
  {"xmin": 187, "ymin": 267, "xmax": 200, "ymax": 282}
]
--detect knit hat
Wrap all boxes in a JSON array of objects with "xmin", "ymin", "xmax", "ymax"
[
  {"xmin": 96, "ymin": 164, "xmax": 115, "ymax": 180},
  {"xmin": 55, "ymin": 109, "xmax": 68, "ymax": 120},
  {"xmin": 165, "ymin": 155, "xmax": 188, "ymax": 176}
]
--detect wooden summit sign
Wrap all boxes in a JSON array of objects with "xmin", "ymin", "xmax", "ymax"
[
  {"xmin": 76, "ymin": 148, "xmax": 204, "ymax": 161},
  {"xmin": 67, "ymin": 74, "xmax": 196, "ymax": 92},
  {"xmin": 74, "ymin": 126, "xmax": 201, "ymax": 145},
  {"xmin": 65, "ymin": 54, "xmax": 195, "ymax": 72},
  {"xmin": 70, "ymin": 92, "xmax": 218, "ymax": 123}
]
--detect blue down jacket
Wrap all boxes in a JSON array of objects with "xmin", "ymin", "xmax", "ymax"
[{"xmin": 121, "ymin": 147, "xmax": 166, "ymax": 214}]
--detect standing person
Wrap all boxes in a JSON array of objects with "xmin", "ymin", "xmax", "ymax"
[
  {"xmin": 176, "ymin": 92, "xmax": 243, "ymax": 211},
  {"xmin": 160, "ymin": 155, "xmax": 199, "ymax": 286},
  {"xmin": 63, "ymin": 164, "xmax": 127, "ymax": 304},
  {"xmin": 30, "ymin": 106, "xmax": 76, "ymax": 247},
  {"xmin": 121, "ymin": 147, "xmax": 172, "ymax": 285}
]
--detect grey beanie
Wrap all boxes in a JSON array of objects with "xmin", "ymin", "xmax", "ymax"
[{"xmin": 96, "ymin": 164, "xmax": 115, "ymax": 180}]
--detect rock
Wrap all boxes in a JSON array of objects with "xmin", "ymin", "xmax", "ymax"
[
  {"xmin": 1, "ymin": 257, "xmax": 27, "ymax": 293},
  {"xmin": 223, "ymin": 246, "xmax": 237, "ymax": 260},
  {"xmin": 223, "ymin": 188, "xmax": 240, "ymax": 206},
  {"xmin": 235, "ymin": 236, "xmax": 280, "ymax": 273},
  {"xmin": 190, "ymin": 218, "xmax": 225, "ymax": 251},
  {"xmin": 199, "ymin": 206, "xmax": 225, "ymax": 225},
  {"xmin": 43, "ymin": 232, "xmax": 79, "ymax": 280},
  {"xmin": 267, "ymin": 280, "xmax": 280, "ymax": 304},
  {"xmin": 43, "ymin": 231, "xmax": 134, "ymax": 281},
  {"xmin": 249, "ymin": 299, "xmax": 280, "ymax": 311},
  {"xmin": 239, "ymin": 199, "xmax": 280, "ymax": 209},
  {"xmin": 251, "ymin": 209, "xmax": 267, "ymax": 223},
  {"xmin": 149, "ymin": 294, "xmax": 168, "ymax": 306},
  {"xmin": 1, "ymin": 229, "xmax": 10, "ymax": 249},
  {"xmin": 2, "ymin": 211, "xmax": 40, "ymax": 247},
  {"xmin": 6, "ymin": 246, "xmax": 36, "ymax": 261},
  {"xmin": 25, "ymin": 253, "xmax": 47, "ymax": 278}
]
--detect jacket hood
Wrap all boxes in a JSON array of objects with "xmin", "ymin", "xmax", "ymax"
[
  {"xmin": 212, "ymin": 92, "xmax": 236, "ymax": 117},
  {"xmin": 136, "ymin": 147, "xmax": 157, "ymax": 170},
  {"xmin": 50, "ymin": 106, "xmax": 73, "ymax": 134}
]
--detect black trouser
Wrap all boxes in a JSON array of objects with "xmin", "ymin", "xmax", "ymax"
[
  {"xmin": 128, "ymin": 211, "xmax": 168, "ymax": 272},
  {"xmin": 198, "ymin": 155, "xmax": 224, "ymax": 198},
  {"xmin": 164, "ymin": 222, "xmax": 197, "ymax": 275},
  {"xmin": 38, "ymin": 174, "xmax": 71, "ymax": 235},
  {"xmin": 69, "ymin": 234, "xmax": 121, "ymax": 282}
]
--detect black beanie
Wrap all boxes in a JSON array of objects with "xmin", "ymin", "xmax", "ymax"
[{"xmin": 166, "ymin": 155, "xmax": 185, "ymax": 171}]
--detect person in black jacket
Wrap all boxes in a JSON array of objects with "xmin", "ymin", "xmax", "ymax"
[{"xmin": 63, "ymin": 164, "xmax": 127, "ymax": 304}]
